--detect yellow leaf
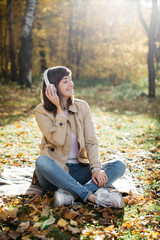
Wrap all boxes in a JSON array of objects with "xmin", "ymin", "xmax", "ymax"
[
  {"xmin": 57, "ymin": 218, "xmax": 68, "ymax": 227},
  {"xmin": 19, "ymin": 222, "xmax": 26, "ymax": 227},
  {"xmin": 2, "ymin": 227, "xmax": 10, "ymax": 231},
  {"xmin": 21, "ymin": 235, "xmax": 32, "ymax": 240},
  {"xmin": 5, "ymin": 143, "xmax": 13, "ymax": 146},
  {"xmin": 105, "ymin": 225, "xmax": 115, "ymax": 231},
  {"xmin": 149, "ymin": 232, "xmax": 160, "ymax": 238},
  {"xmin": 15, "ymin": 124, "xmax": 21, "ymax": 128},
  {"xmin": 33, "ymin": 215, "xmax": 39, "ymax": 222},
  {"xmin": 13, "ymin": 199, "xmax": 20, "ymax": 204},
  {"xmin": 29, "ymin": 210, "xmax": 38, "ymax": 217},
  {"xmin": 82, "ymin": 229, "xmax": 92, "ymax": 236},
  {"xmin": 70, "ymin": 219, "xmax": 78, "ymax": 226},
  {"xmin": 33, "ymin": 222, "xmax": 42, "ymax": 228}
]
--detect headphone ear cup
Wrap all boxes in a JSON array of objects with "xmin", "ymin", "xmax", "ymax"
[{"xmin": 50, "ymin": 84, "xmax": 53, "ymax": 93}]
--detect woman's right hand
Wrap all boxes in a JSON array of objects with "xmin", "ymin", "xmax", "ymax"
[
  {"xmin": 45, "ymin": 85, "xmax": 60, "ymax": 108},
  {"xmin": 45, "ymin": 85, "xmax": 65, "ymax": 115}
]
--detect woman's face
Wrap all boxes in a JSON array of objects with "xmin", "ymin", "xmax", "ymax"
[{"xmin": 58, "ymin": 75, "xmax": 74, "ymax": 99}]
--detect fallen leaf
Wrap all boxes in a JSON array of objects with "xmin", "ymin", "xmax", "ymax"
[
  {"xmin": 8, "ymin": 230, "xmax": 20, "ymax": 240},
  {"xmin": 63, "ymin": 209, "xmax": 79, "ymax": 220},
  {"xmin": 43, "ymin": 215, "xmax": 55, "ymax": 226},
  {"xmin": 33, "ymin": 215, "xmax": 39, "ymax": 222},
  {"xmin": 19, "ymin": 221, "xmax": 30, "ymax": 230},
  {"xmin": 70, "ymin": 219, "xmax": 78, "ymax": 226},
  {"xmin": 0, "ymin": 207, "xmax": 18, "ymax": 220},
  {"xmin": 33, "ymin": 222, "xmax": 42, "ymax": 228},
  {"xmin": 57, "ymin": 218, "xmax": 68, "ymax": 227},
  {"xmin": 41, "ymin": 205, "xmax": 50, "ymax": 217},
  {"xmin": 67, "ymin": 224, "xmax": 81, "ymax": 234}
]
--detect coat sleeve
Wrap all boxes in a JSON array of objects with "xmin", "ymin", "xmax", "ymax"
[
  {"xmin": 35, "ymin": 109, "xmax": 67, "ymax": 146},
  {"xmin": 83, "ymin": 102, "xmax": 102, "ymax": 169}
]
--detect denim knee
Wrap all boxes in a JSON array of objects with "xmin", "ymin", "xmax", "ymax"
[
  {"xmin": 115, "ymin": 160, "xmax": 126, "ymax": 175},
  {"xmin": 35, "ymin": 155, "xmax": 49, "ymax": 171}
]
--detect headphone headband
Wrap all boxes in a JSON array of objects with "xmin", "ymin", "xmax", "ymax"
[{"xmin": 44, "ymin": 69, "xmax": 50, "ymax": 87}]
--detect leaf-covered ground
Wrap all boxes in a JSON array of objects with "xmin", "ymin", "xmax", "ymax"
[{"xmin": 0, "ymin": 82, "xmax": 160, "ymax": 239}]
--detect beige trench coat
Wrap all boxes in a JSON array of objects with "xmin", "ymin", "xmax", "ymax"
[{"xmin": 35, "ymin": 98, "xmax": 102, "ymax": 173}]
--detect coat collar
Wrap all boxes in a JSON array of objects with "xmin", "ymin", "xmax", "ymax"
[{"xmin": 68, "ymin": 99, "xmax": 78, "ymax": 113}]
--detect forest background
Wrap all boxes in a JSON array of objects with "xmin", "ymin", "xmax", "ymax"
[{"xmin": 0, "ymin": 0, "xmax": 160, "ymax": 98}]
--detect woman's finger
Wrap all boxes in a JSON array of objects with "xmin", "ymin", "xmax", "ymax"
[{"xmin": 92, "ymin": 176, "xmax": 98, "ymax": 185}]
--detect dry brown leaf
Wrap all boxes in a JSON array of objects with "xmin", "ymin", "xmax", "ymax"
[
  {"xmin": 63, "ymin": 209, "xmax": 79, "ymax": 220},
  {"xmin": 19, "ymin": 221, "xmax": 30, "ymax": 230},
  {"xmin": 79, "ymin": 208, "xmax": 89, "ymax": 215},
  {"xmin": 0, "ymin": 207, "xmax": 18, "ymax": 220},
  {"xmin": 99, "ymin": 218, "xmax": 114, "ymax": 225},
  {"xmin": 67, "ymin": 224, "xmax": 81, "ymax": 234},
  {"xmin": 8, "ymin": 230, "xmax": 20, "ymax": 240},
  {"xmin": 84, "ymin": 213, "xmax": 96, "ymax": 222},
  {"xmin": 34, "ymin": 234, "xmax": 48, "ymax": 240},
  {"xmin": 0, "ymin": 231, "xmax": 10, "ymax": 240},
  {"xmin": 75, "ymin": 216, "xmax": 84, "ymax": 224},
  {"xmin": 102, "ymin": 211, "xmax": 109, "ymax": 218}
]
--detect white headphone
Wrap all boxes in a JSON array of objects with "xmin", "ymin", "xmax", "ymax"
[
  {"xmin": 44, "ymin": 69, "xmax": 51, "ymax": 87},
  {"xmin": 44, "ymin": 68, "xmax": 56, "ymax": 94}
]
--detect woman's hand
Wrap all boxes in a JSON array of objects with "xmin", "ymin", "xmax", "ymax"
[
  {"xmin": 92, "ymin": 169, "xmax": 108, "ymax": 187},
  {"xmin": 45, "ymin": 85, "xmax": 60, "ymax": 108}
]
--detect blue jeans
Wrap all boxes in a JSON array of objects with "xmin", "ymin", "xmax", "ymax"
[{"xmin": 35, "ymin": 155, "xmax": 126, "ymax": 202}]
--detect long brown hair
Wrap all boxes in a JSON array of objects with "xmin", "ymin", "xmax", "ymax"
[{"xmin": 42, "ymin": 66, "xmax": 73, "ymax": 115}]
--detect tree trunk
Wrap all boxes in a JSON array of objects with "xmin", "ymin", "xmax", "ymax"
[
  {"xmin": 18, "ymin": 0, "xmax": 37, "ymax": 87},
  {"xmin": 4, "ymin": 4, "xmax": 8, "ymax": 78},
  {"xmin": 0, "ymin": 4, "xmax": 9, "ymax": 78},
  {"xmin": 148, "ymin": 0, "xmax": 158, "ymax": 97},
  {"xmin": 75, "ymin": 3, "xmax": 88, "ymax": 80},
  {"xmin": 138, "ymin": 0, "xmax": 159, "ymax": 97},
  {"xmin": 67, "ymin": 3, "xmax": 74, "ymax": 68},
  {"xmin": 7, "ymin": 0, "xmax": 17, "ymax": 82},
  {"xmin": 0, "ymin": 7, "xmax": 3, "ymax": 73},
  {"xmin": 37, "ymin": 22, "xmax": 47, "ymax": 72}
]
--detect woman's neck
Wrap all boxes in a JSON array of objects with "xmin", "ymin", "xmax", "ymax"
[{"xmin": 61, "ymin": 97, "xmax": 68, "ymax": 109}]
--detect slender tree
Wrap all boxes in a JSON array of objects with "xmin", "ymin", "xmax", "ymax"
[
  {"xmin": 18, "ymin": 0, "xmax": 37, "ymax": 87},
  {"xmin": 37, "ymin": 22, "xmax": 47, "ymax": 72},
  {"xmin": 138, "ymin": 0, "xmax": 159, "ymax": 97},
  {"xmin": 67, "ymin": 2, "xmax": 74, "ymax": 69},
  {"xmin": 7, "ymin": 0, "xmax": 17, "ymax": 82}
]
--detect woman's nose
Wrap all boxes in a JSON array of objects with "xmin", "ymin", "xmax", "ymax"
[{"xmin": 70, "ymin": 81, "xmax": 74, "ymax": 87}]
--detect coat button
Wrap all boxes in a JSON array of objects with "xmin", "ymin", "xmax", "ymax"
[
  {"xmin": 59, "ymin": 122, "xmax": 63, "ymax": 126},
  {"xmin": 51, "ymin": 148, "xmax": 55, "ymax": 152}
]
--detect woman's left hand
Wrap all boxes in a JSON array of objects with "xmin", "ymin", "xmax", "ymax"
[{"xmin": 92, "ymin": 169, "xmax": 108, "ymax": 187}]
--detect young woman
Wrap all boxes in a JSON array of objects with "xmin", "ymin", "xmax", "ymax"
[{"xmin": 34, "ymin": 66, "xmax": 126, "ymax": 208}]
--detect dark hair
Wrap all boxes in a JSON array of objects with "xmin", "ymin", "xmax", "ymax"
[{"xmin": 42, "ymin": 66, "xmax": 73, "ymax": 115}]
